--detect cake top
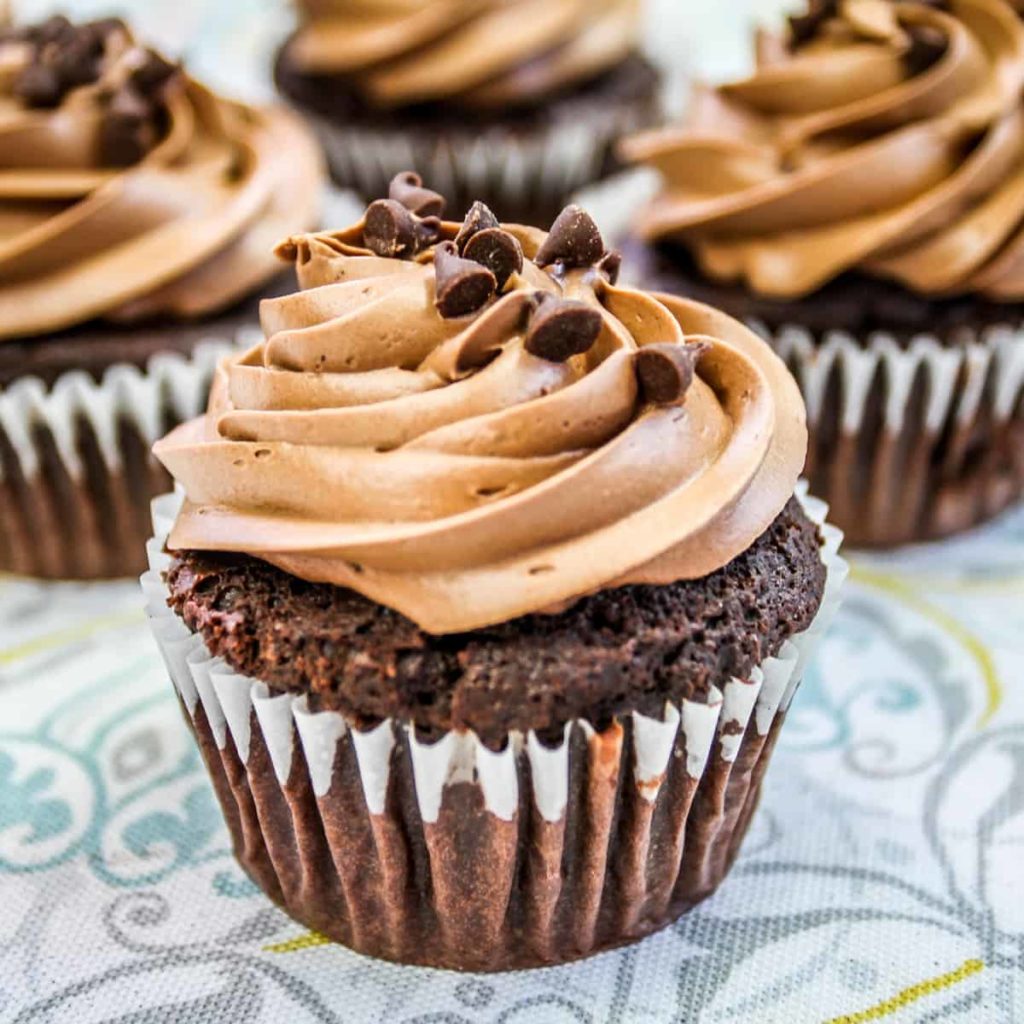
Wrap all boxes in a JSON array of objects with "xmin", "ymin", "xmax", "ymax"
[
  {"xmin": 283, "ymin": 0, "xmax": 643, "ymax": 110},
  {"xmin": 0, "ymin": 15, "xmax": 322, "ymax": 339},
  {"xmin": 623, "ymin": 0, "xmax": 1024, "ymax": 300},
  {"xmin": 155, "ymin": 174, "xmax": 807, "ymax": 634}
]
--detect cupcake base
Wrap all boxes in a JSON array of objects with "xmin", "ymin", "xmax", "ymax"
[
  {"xmin": 142, "ymin": 488, "xmax": 845, "ymax": 971},
  {"xmin": 275, "ymin": 52, "xmax": 662, "ymax": 225},
  {"xmin": 625, "ymin": 241, "xmax": 1024, "ymax": 547}
]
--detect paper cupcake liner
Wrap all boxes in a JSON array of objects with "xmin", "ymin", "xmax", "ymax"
[
  {"xmin": 303, "ymin": 97, "xmax": 658, "ymax": 226},
  {"xmin": 0, "ymin": 336, "xmax": 252, "ymax": 579},
  {"xmin": 141, "ymin": 485, "xmax": 845, "ymax": 971},
  {"xmin": 762, "ymin": 322, "xmax": 1024, "ymax": 547}
]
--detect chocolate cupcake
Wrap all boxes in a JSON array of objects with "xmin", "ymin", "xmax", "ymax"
[
  {"xmin": 274, "ymin": 0, "xmax": 661, "ymax": 224},
  {"xmin": 620, "ymin": 0, "xmax": 1024, "ymax": 546},
  {"xmin": 141, "ymin": 180, "xmax": 845, "ymax": 971},
  {"xmin": 0, "ymin": 15, "xmax": 323, "ymax": 579}
]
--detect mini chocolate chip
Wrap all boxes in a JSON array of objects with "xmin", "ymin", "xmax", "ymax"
[
  {"xmin": 534, "ymin": 204, "xmax": 604, "ymax": 268},
  {"xmin": 415, "ymin": 214, "xmax": 443, "ymax": 251},
  {"xmin": 596, "ymin": 249, "xmax": 622, "ymax": 285},
  {"xmin": 635, "ymin": 342, "xmax": 706, "ymax": 405},
  {"xmin": 787, "ymin": 0, "xmax": 837, "ymax": 48},
  {"xmin": 49, "ymin": 31, "xmax": 103, "ymax": 89},
  {"xmin": 363, "ymin": 198, "xmax": 419, "ymax": 258},
  {"xmin": 34, "ymin": 15, "xmax": 74, "ymax": 46},
  {"xmin": 462, "ymin": 227, "xmax": 523, "ymax": 290},
  {"xmin": 130, "ymin": 48, "xmax": 181, "ymax": 97},
  {"xmin": 13, "ymin": 61, "xmax": 62, "ymax": 107},
  {"xmin": 455, "ymin": 200, "xmax": 500, "ymax": 253},
  {"xmin": 524, "ymin": 293, "xmax": 603, "ymax": 362},
  {"xmin": 388, "ymin": 171, "xmax": 446, "ymax": 218},
  {"xmin": 904, "ymin": 25, "xmax": 947, "ymax": 76},
  {"xmin": 99, "ymin": 86, "xmax": 157, "ymax": 166},
  {"xmin": 434, "ymin": 241, "xmax": 496, "ymax": 318}
]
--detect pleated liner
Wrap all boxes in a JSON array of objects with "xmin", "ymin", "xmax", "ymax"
[
  {"xmin": 768, "ymin": 322, "xmax": 1024, "ymax": 547},
  {"xmin": 142, "ymin": 486, "xmax": 846, "ymax": 971},
  {"xmin": 0, "ymin": 341, "xmax": 236, "ymax": 580}
]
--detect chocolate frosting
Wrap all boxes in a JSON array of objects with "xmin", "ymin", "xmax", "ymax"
[
  {"xmin": 155, "ymin": 199, "xmax": 807, "ymax": 634},
  {"xmin": 285, "ymin": 0, "xmax": 643, "ymax": 110},
  {"xmin": 622, "ymin": 0, "xmax": 1024, "ymax": 299},
  {"xmin": 0, "ymin": 17, "xmax": 322, "ymax": 340}
]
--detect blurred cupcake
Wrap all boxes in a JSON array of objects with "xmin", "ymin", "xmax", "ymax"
[
  {"xmin": 142, "ymin": 178, "xmax": 845, "ymax": 970},
  {"xmin": 0, "ymin": 15, "xmax": 323, "ymax": 579},
  {"xmin": 621, "ymin": 0, "xmax": 1024, "ymax": 547},
  {"xmin": 274, "ymin": 0, "xmax": 661, "ymax": 224}
]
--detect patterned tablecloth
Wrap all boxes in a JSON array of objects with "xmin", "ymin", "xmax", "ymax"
[{"xmin": 2, "ymin": 1, "xmax": 1023, "ymax": 1021}]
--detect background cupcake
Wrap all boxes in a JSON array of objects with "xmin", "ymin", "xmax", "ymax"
[
  {"xmin": 274, "ymin": 0, "xmax": 662, "ymax": 224},
  {"xmin": 142, "ymin": 182, "xmax": 845, "ymax": 970},
  {"xmin": 0, "ymin": 14, "xmax": 323, "ymax": 579},
  {"xmin": 620, "ymin": 0, "xmax": 1024, "ymax": 547}
]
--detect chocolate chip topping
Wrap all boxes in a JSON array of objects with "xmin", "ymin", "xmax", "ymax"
[
  {"xmin": 11, "ymin": 16, "xmax": 127, "ymax": 109},
  {"xmin": 12, "ymin": 62, "xmax": 63, "ymax": 107},
  {"xmin": 99, "ymin": 84, "xmax": 158, "ymax": 166},
  {"xmin": 363, "ymin": 198, "xmax": 420, "ymax": 258},
  {"xmin": 388, "ymin": 171, "xmax": 446, "ymax": 219},
  {"xmin": 596, "ymin": 249, "xmax": 623, "ymax": 285},
  {"xmin": 434, "ymin": 241, "xmax": 497, "ymax": 318},
  {"xmin": 904, "ymin": 24, "xmax": 948, "ymax": 75},
  {"xmin": 634, "ymin": 341, "xmax": 707, "ymax": 406},
  {"xmin": 787, "ymin": 0, "xmax": 838, "ymax": 48},
  {"xmin": 534, "ymin": 204, "xmax": 605, "ymax": 269},
  {"xmin": 524, "ymin": 293, "xmax": 602, "ymax": 362},
  {"xmin": 462, "ymin": 227, "xmax": 524, "ymax": 290},
  {"xmin": 130, "ymin": 48, "xmax": 180, "ymax": 97},
  {"xmin": 454, "ymin": 200, "xmax": 501, "ymax": 253}
]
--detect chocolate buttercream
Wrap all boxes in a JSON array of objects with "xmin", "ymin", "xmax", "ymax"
[
  {"xmin": 0, "ymin": 17, "xmax": 322, "ymax": 339},
  {"xmin": 623, "ymin": 0, "xmax": 1024, "ymax": 299},
  {"xmin": 285, "ymin": 0, "xmax": 643, "ymax": 110},
  {"xmin": 155, "ymin": 194, "xmax": 808, "ymax": 634}
]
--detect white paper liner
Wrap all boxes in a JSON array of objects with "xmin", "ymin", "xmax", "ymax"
[{"xmin": 141, "ymin": 485, "xmax": 845, "ymax": 828}]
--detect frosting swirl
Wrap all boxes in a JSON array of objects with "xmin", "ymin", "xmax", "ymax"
[
  {"xmin": 622, "ymin": 0, "xmax": 1024, "ymax": 299},
  {"xmin": 0, "ymin": 16, "xmax": 322, "ymax": 339},
  {"xmin": 285, "ymin": 0, "xmax": 643, "ymax": 110},
  {"xmin": 155, "ymin": 189, "xmax": 807, "ymax": 634}
]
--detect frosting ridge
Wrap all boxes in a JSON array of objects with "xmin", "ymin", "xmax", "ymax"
[
  {"xmin": 622, "ymin": 0, "xmax": 1024, "ymax": 299},
  {"xmin": 155, "ymin": 183, "xmax": 808, "ymax": 633},
  {"xmin": 285, "ymin": 0, "xmax": 643, "ymax": 110},
  {"xmin": 0, "ymin": 16, "xmax": 322, "ymax": 339}
]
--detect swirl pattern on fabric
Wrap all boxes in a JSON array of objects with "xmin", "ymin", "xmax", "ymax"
[
  {"xmin": 155, "ymin": 211, "xmax": 807, "ymax": 634},
  {"xmin": 0, "ymin": 18, "xmax": 322, "ymax": 339},
  {"xmin": 623, "ymin": 0, "xmax": 1024, "ymax": 299}
]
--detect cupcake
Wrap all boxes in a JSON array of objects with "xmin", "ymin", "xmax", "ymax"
[
  {"xmin": 620, "ymin": 0, "xmax": 1024, "ymax": 547},
  {"xmin": 273, "ymin": 0, "xmax": 661, "ymax": 224},
  {"xmin": 141, "ymin": 179, "xmax": 845, "ymax": 971},
  {"xmin": 0, "ymin": 15, "xmax": 323, "ymax": 579}
]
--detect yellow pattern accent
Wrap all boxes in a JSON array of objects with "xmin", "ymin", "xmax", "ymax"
[
  {"xmin": 851, "ymin": 565, "xmax": 1003, "ymax": 728},
  {"xmin": 823, "ymin": 958, "xmax": 984, "ymax": 1024},
  {"xmin": 263, "ymin": 931, "xmax": 331, "ymax": 954},
  {"xmin": 0, "ymin": 610, "xmax": 144, "ymax": 666}
]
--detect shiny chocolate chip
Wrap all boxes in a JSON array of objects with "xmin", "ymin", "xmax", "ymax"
[
  {"xmin": 99, "ymin": 86, "xmax": 157, "ymax": 166},
  {"xmin": 434, "ymin": 241, "xmax": 496, "ymax": 318},
  {"xmin": 455, "ymin": 200, "xmax": 500, "ymax": 253},
  {"xmin": 363, "ymin": 198, "xmax": 419, "ymax": 258},
  {"xmin": 131, "ymin": 48, "xmax": 181, "ymax": 97},
  {"xmin": 462, "ymin": 228, "xmax": 523, "ymax": 290},
  {"xmin": 634, "ymin": 342, "xmax": 706, "ymax": 405},
  {"xmin": 524, "ymin": 293, "xmax": 602, "ymax": 363},
  {"xmin": 12, "ymin": 61, "xmax": 63, "ymax": 107},
  {"xmin": 388, "ymin": 171, "xmax": 446, "ymax": 219},
  {"xmin": 534, "ymin": 204, "xmax": 604, "ymax": 269}
]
